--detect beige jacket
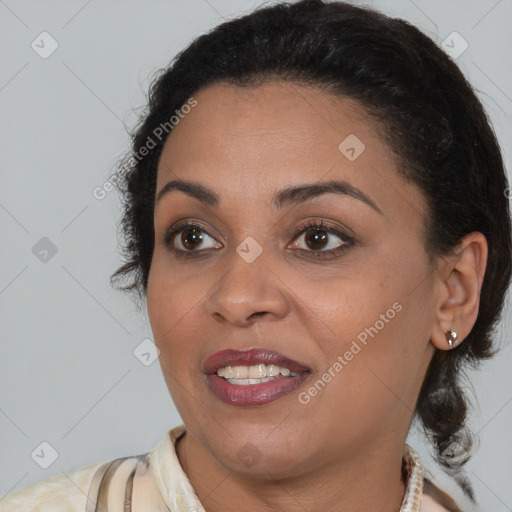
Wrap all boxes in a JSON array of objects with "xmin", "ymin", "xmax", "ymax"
[{"xmin": 0, "ymin": 425, "xmax": 478, "ymax": 511}]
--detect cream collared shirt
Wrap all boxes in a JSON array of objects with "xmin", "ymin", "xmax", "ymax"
[{"xmin": 0, "ymin": 425, "xmax": 477, "ymax": 511}]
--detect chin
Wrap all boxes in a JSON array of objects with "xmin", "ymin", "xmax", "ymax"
[
  {"xmin": 202, "ymin": 426, "xmax": 313, "ymax": 478},
  {"xmin": 220, "ymin": 446, "xmax": 309, "ymax": 479}
]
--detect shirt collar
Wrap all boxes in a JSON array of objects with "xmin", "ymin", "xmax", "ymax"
[{"xmin": 150, "ymin": 424, "xmax": 424, "ymax": 512}]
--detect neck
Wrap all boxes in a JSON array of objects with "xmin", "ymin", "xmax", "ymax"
[{"xmin": 175, "ymin": 432, "xmax": 408, "ymax": 512}]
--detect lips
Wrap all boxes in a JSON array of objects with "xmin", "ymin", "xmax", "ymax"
[
  {"xmin": 202, "ymin": 348, "xmax": 311, "ymax": 375},
  {"xmin": 203, "ymin": 348, "xmax": 311, "ymax": 407}
]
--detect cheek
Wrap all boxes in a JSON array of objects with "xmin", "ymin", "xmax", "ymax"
[
  {"xmin": 296, "ymin": 246, "xmax": 433, "ymax": 388},
  {"xmin": 310, "ymin": 276, "xmax": 433, "ymax": 420},
  {"xmin": 147, "ymin": 265, "xmax": 210, "ymax": 419},
  {"xmin": 295, "ymin": 256, "xmax": 416, "ymax": 347},
  {"xmin": 146, "ymin": 260, "xmax": 204, "ymax": 367}
]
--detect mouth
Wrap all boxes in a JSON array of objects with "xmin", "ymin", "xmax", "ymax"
[{"xmin": 203, "ymin": 348, "xmax": 311, "ymax": 406}]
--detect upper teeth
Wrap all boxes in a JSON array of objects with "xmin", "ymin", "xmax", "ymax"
[{"xmin": 216, "ymin": 364, "xmax": 298, "ymax": 379}]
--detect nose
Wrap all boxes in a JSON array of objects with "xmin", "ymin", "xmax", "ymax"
[{"xmin": 205, "ymin": 245, "xmax": 290, "ymax": 326}]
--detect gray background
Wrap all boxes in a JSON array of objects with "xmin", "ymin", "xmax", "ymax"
[{"xmin": 0, "ymin": 0, "xmax": 511, "ymax": 510}]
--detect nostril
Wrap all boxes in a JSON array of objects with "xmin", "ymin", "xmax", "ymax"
[{"xmin": 251, "ymin": 311, "xmax": 267, "ymax": 317}]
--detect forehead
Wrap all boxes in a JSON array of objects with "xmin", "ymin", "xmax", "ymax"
[
  {"xmin": 156, "ymin": 81, "xmax": 427, "ymax": 222},
  {"xmin": 159, "ymin": 81, "xmax": 376, "ymax": 166}
]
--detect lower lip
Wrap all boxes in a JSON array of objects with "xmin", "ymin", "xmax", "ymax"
[{"xmin": 207, "ymin": 373, "xmax": 310, "ymax": 406}]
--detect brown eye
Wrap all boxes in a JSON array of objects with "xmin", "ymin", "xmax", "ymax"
[
  {"xmin": 289, "ymin": 220, "xmax": 353, "ymax": 258},
  {"xmin": 180, "ymin": 227, "xmax": 204, "ymax": 250},
  {"xmin": 304, "ymin": 228, "xmax": 328, "ymax": 250},
  {"xmin": 163, "ymin": 223, "xmax": 222, "ymax": 253}
]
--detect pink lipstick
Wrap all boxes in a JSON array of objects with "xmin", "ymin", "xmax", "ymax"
[{"xmin": 203, "ymin": 348, "xmax": 311, "ymax": 406}]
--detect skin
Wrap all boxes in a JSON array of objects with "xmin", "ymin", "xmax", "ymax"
[{"xmin": 146, "ymin": 81, "xmax": 487, "ymax": 512}]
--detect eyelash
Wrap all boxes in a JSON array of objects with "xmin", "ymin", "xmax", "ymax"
[{"xmin": 161, "ymin": 219, "xmax": 355, "ymax": 260}]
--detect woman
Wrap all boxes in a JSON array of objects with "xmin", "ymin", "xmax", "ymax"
[{"xmin": 2, "ymin": 0, "xmax": 510, "ymax": 510}]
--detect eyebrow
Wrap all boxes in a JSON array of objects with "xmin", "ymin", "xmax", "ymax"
[{"xmin": 155, "ymin": 178, "xmax": 383, "ymax": 215}]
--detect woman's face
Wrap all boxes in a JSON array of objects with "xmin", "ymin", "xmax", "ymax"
[{"xmin": 147, "ymin": 81, "xmax": 438, "ymax": 476}]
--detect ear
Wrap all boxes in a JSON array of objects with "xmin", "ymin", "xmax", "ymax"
[{"xmin": 430, "ymin": 232, "xmax": 488, "ymax": 351}]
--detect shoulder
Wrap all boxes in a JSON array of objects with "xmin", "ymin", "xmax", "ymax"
[
  {"xmin": 421, "ymin": 492, "xmax": 453, "ymax": 511},
  {"xmin": 404, "ymin": 443, "xmax": 480, "ymax": 512},
  {"xmin": 421, "ymin": 473, "xmax": 481, "ymax": 512},
  {"xmin": 0, "ymin": 451, "xmax": 164, "ymax": 512},
  {"xmin": 0, "ymin": 460, "xmax": 105, "ymax": 512},
  {"xmin": 0, "ymin": 428, "xmax": 181, "ymax": 512}
]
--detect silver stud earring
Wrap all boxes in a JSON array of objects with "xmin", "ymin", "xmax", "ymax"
[{"xmin": 445, "ymin": 329, "xmax": 458, "ymax": 349}]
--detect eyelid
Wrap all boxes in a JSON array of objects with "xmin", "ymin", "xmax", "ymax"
[
  {"xmin": 161, "ymin": 218, "xmax": 356, "ymax": 258},
  {"xmin": 292, "ymin": 219, "xmax": 353, "ymax": 243},
  {"xmin": 161, "ymin": 219, "xmax": 223, "ymax": 248},
  {"xmin": 288, "ymin": 220, "xmax": 354, "ymax": 258}
]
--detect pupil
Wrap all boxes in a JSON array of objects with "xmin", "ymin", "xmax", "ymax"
[
  {"xmin": 306, "ymin": 229, "xmax": 327, "ymax": 250},
  {"xmin": 182, "ymin": 228, "xmax": 203, "ymax": 250}
]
